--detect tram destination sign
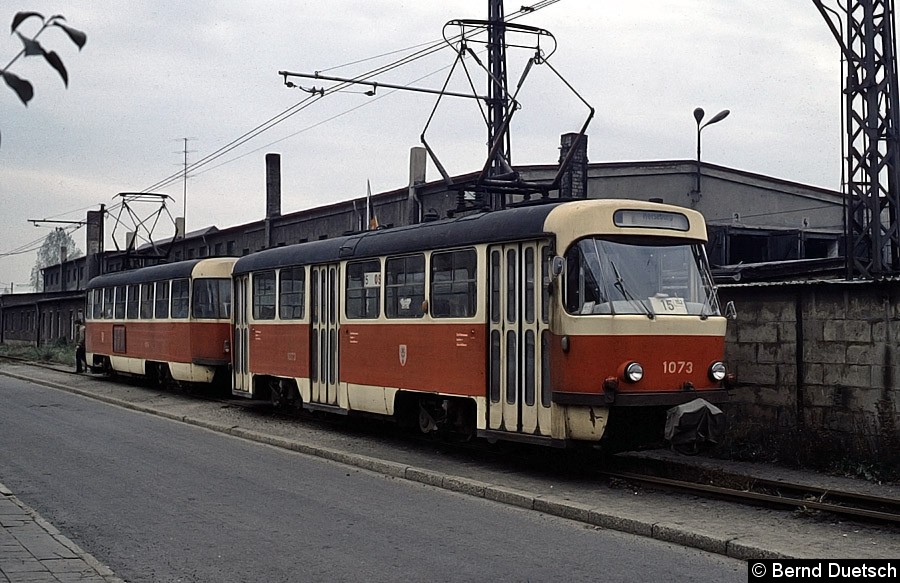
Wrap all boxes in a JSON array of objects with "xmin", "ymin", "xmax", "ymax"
[{"xmin": 613, "ymin": 209, "xmax": 690, "ymax": 231}]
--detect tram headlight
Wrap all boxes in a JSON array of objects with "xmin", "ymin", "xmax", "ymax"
[
  {"xmin": 623, "ymin": 362, "xmax": 644, "ymax": 383},
  {"xmin": 709, "ymin": 361, "xmax": 727, "ymax": 382}
]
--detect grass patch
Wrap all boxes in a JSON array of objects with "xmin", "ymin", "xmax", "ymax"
[
  {"xmin": 713, "ymin": 421, "xmax": 900, "ymax": 484},
  {"xmin": 0, "ymin": 339, "xmax": 75, "ymax": 367}
]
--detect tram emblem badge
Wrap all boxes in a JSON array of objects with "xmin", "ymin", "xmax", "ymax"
[{"xmin": 399, "ymin": 344, "xmax": 408, "ymax": 367}]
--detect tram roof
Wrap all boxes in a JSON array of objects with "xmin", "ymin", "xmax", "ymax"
[
  {"xmin": 233, "ymin": 202, "xmax": 561, "ymax": 275},
  {"xmin": 85, "ymin": 258, "xmax": 216, "ymax": 289}
]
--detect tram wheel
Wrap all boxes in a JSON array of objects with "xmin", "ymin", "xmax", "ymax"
[
  {"xmin": 269, "ymin": 379, "xmax": 301, "ymax": 411},
  {"xmin": 418, "ymin": 404, "xmax": 438, "ymax": 434},
  {"xmin": 157, "ymin": 363, "xmax": 172, "ymax": 388}
]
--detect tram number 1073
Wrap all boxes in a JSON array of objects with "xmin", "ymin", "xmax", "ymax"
[{"xmin": 663, "ymin": 361, "xmax": 694, "ymax": 374}]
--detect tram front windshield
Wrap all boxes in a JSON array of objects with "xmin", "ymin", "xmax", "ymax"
[{"xmin": 564, "ymin": 237, "xmax": 720, "ymax": 317}]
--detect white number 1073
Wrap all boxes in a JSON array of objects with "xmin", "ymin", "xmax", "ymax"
[{"xmin": 663, "ymin": 361, "xmax": 693, "ymax": 374}]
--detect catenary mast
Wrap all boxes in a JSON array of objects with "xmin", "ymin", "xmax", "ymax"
[{"xmin": 814, "ymin": 0, "xmax": 900, "ymax": 278}]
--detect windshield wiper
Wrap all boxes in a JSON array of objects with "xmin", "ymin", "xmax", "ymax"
[
  {"xmin": 610, "ymin": 260, "xmax": 654, "ymax": 319},
  {"xmin": 694, "ymin": 246, "xmax": 719, "ymax": 320}
]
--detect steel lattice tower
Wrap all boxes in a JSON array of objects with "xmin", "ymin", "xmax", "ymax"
[
  {"xmin": 815, "ymin": 0, "xmax": 900, "ymax": 278},
  {"xmin": 487, "ymin": 0, "xmax": 511, "ymax": 210}
]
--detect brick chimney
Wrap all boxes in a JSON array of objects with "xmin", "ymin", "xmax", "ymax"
[
  {"xmin": 85, "ymin": 206, "xmax": 104, "ymax": 281},
  {"xmin": 559, "ymin": 133, "xmax": 588, "ymax": 199},
  {"xmin": 265, "ymin": 153, "xmax": 281, "ymax": 248},
  {"xmin": 266, "ymin": 153, "xmax": 282, "ymax": 219}
]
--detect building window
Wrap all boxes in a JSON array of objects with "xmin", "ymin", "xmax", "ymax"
[
  {"xmin": 279, "ymin": 267, "xmax": 304, "ymax": 320},
  {"xmin": 431, "ymin": 249, "xmax": 477, "ymax": 318},
  {"xmin": 385, "ymin": 254, "xmax": 425, "ymax": 319},
  {"xmin": 214, "ymin": 242, "xmax": 223, "ymax": 256},
  {"xmin": 252, "ymin": 271, "xmax": 276, "ymax": 320},
  {"xmin": 346, "ymin": 260, "xmax": 381, "ymax": 319}
]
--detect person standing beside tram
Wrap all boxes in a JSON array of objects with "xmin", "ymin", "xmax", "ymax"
[{"xmin": 74, "ymin": 319, "xmax": 87, "ymax": 373}]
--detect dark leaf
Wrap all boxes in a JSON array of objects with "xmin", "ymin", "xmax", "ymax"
[
  {"xmin": 2, "ymin": 71, "xmax": 34, "ymax": 105},
  {"xmin": 11, "ymin": 11, "xmax": 43, "ymax": 34},
  {"xmin": 43, "ymin": 51, "xmax": 68, "ymax": 86},
  {"xmin": 53, "ymin": 22, "xmax": 87, "ymax": 50},
  {"xmin": 16, "ymin": 32, "xmax": 45, "ymax": 57}
]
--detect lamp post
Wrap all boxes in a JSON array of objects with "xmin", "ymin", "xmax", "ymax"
[{"xmin": 692, "ymin": 107, "xmax": 730, "ymax": 204}]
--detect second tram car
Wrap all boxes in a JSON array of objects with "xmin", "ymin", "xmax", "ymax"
[
  {"xmin": 230, "ymin": 199, "xmax": 731, "ymax": 446},
  {"xmin": 85, "ymin": 258, "xmax": 236, "ymax": 385}
]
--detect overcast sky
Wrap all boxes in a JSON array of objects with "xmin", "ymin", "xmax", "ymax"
[{"xmin": 1, "ymin": 1, "xmax": 841, "ymax": 291}]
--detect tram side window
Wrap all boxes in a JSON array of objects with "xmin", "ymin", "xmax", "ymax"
[
  {"xmin": 102, "ymin": 287, "xmax": 114, "ymax": 319},
  {"xmin": 386, "ymin": 255, "xmax": 425, "ymax": 319},
  {"xmin": 91, "ymin": 289, "xmax": 103, "ymax": 320},
  {"xmin": 346, "ymin": 260, "xmax": 381, "ymax": 319},
  {"xmin": 155, "ymin": 281, "xmax": 170, "ymax": 319},
  {"xmin": 252, "ymin": 271, "xmax": 276, "ymax": 320},
  {"xmin": 171, "ymin": 278, "xmax": 190, "ymax": 319},
  {"xmin": 114, "ymin": 285, "xmax": 126, "ymax": 319},
  {"xmin": 140, "ymin": 283, "xmax": 154, "ymax": 319},
  {"xmin": 565, "ymin": 244, "xmax": 604, "ymax": 314},
  {"xmin": 193, "ymin": 278, "xmax": 232, "ymax": 319},
  {"xmin": 431, "ymin": 249, "xmax": 477, "ymax": 318},
  {"xmin": 126, "ymin": 284, "xmax": 140, "ymax": 319},
  {"xmin": 279, "ymin": 267, "xmax": 305, "ymax": 320}
]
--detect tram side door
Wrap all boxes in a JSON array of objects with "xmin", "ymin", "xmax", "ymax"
[
  {"xmin": 310, "ymin": 264, "xmax": 340, "ymax": 406},
  {"xmin": 232, "ymin": 275, "xmax": 252, "ymax": 395},
  {"xmin": 487, "ymin": 242, "xmax": 551, "ymax": 436}
]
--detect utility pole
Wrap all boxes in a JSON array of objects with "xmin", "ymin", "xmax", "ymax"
[
  {"xmin": 178, "ymin": 137, "xmax": 196, "ymax": 240},
  {"xmin": 814, "ymin": 0, "xmax": 900, "ymax": 278},
  {"xmin": 280, "ymin": 0, "xmax": 592, "ymax": 211},
  {"xmin": 487, "ymin": 0, "xmax": 511, "ymax": 210}
]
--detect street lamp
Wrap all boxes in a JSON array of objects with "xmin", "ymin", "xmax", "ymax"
[{"xmin": 691, "ymin": 107, "xmax": 730, "ymax": 204}]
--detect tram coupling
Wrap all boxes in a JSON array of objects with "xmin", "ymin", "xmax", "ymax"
[{"xmin": 664, "ymin": 398, "xmax": 724, "ymax": 455}]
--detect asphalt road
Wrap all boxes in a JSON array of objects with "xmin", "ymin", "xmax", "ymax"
[{"xmin": 0, "ymin": 375, "xmax": 746, "ymax": 582}]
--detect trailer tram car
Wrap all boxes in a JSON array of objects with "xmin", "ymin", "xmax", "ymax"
[
  {"xmin": 232, "ymin": 199, "xmax": 732, "ymax": 447},
  {"xmin": 85, "ymin": 258, "xmax": 236, "ymax": 385}
]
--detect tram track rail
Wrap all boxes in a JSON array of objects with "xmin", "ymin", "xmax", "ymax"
[{"xmin": 602, "ymin": 463, "xmax": 900, "ymax": 525}]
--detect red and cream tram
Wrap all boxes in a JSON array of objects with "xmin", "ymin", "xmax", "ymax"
[
  {"xmin": 231, "ymin": 199, "xmax": 731, "ymax": 446},
  {"xmin": 85, "ymin": 258, "xmax": 236, "ymax": 385}
]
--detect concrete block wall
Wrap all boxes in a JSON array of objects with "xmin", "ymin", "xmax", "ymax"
[{"xmin": 719, "ymin": 281, "xmax": 900, "ymax": 475}]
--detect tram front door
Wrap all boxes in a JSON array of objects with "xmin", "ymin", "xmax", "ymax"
[
  {"xmin": 487, "ymin": 242, "xmax": 552, "ymax": 438},
  {"xmin": 232, "ymin": 274, "xmax": 251, "ymax": 396},
  {"xmin": 310, "ymin": 263, "xmax": 340, "ymax": 406}
]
